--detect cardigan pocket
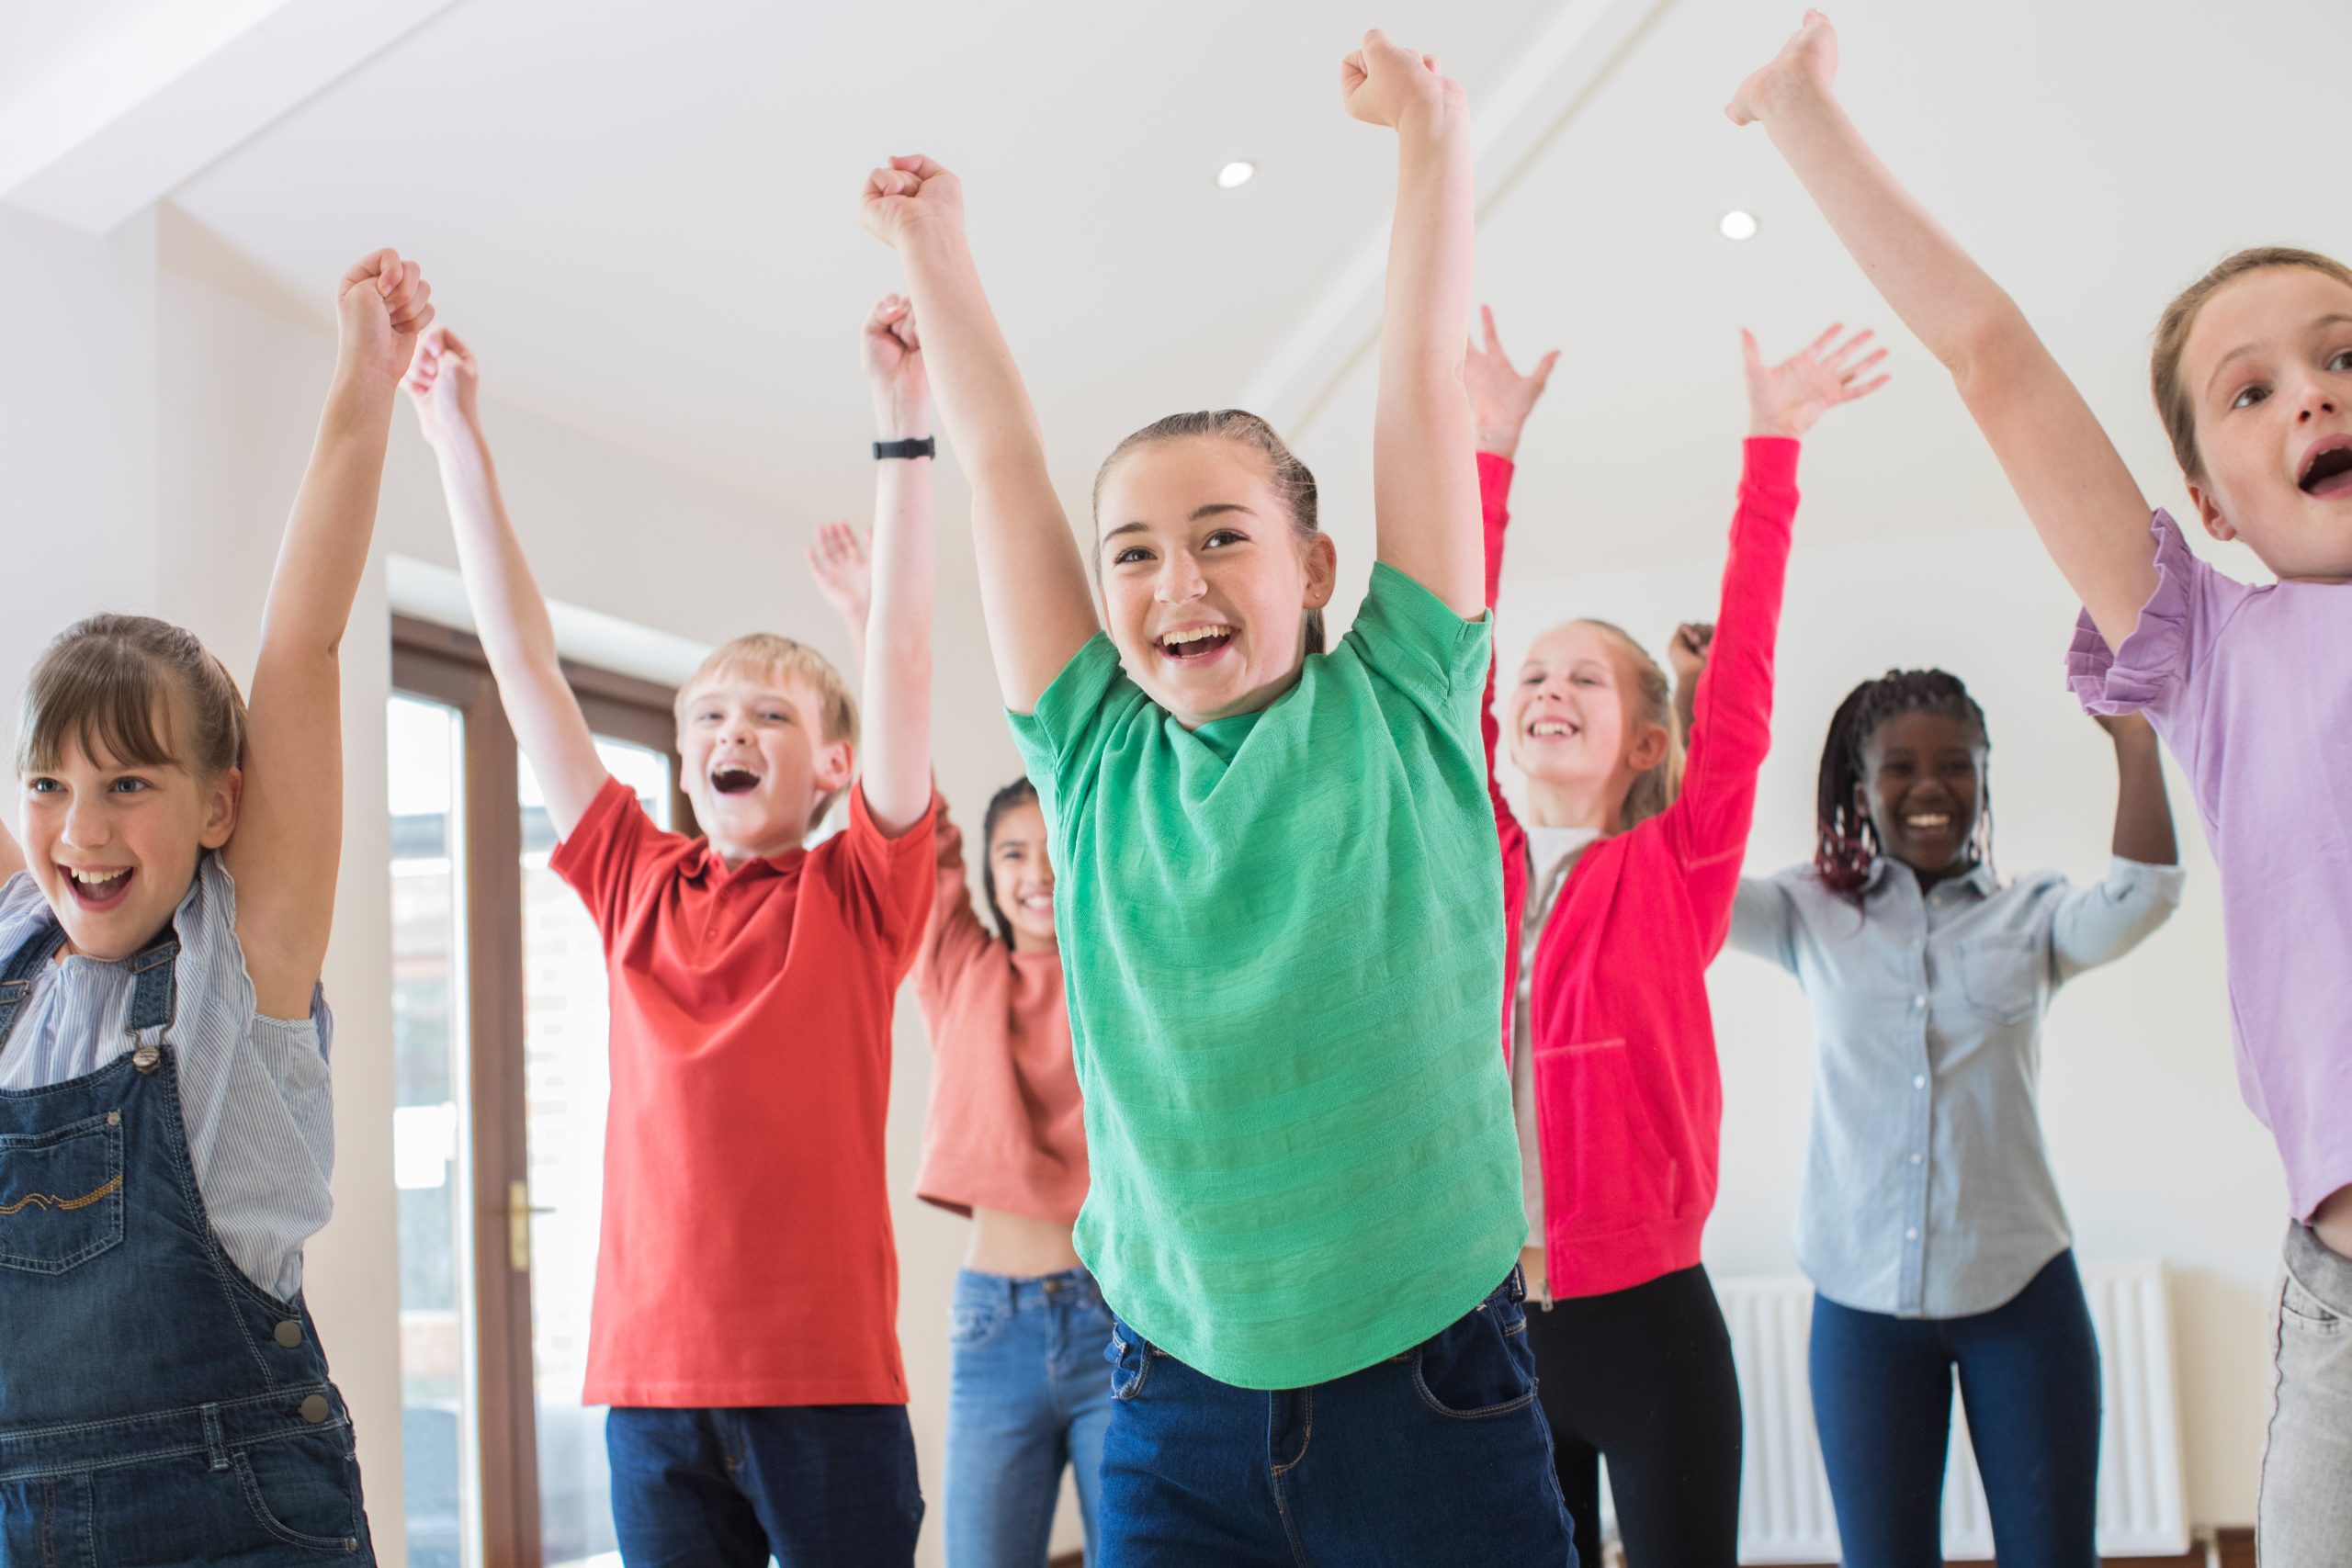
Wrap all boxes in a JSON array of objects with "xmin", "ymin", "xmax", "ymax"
[{"xmin": 1538, "ymin": 1037, "xmax": 1682, "ymax": 1234}]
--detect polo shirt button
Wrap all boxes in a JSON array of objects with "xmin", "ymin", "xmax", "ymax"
[
  {"xmin": 275, "ymin": 1320, "xmax": 303, "ymax": 1348},
  {"xmin": 1914, "ymin": 1075, "xmax": 1928, "ymax": 1089},
  {"xmin": 300, "ymin": 1394, "xmax": 331, "ymax": 1424}
]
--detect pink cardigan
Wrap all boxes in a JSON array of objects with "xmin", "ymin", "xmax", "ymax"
[{"xmin": 1482, "ymin": 440, "xmax": 1798, "ymax": 1297}]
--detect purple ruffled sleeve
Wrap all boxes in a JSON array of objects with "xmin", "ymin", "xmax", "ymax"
[{"xmin": 2066, "ymin": 509, "xmax": 2206, "ymax": 717}]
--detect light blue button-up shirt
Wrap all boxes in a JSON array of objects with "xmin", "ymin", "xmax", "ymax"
[{"xmin": 1730, "ymin": 855, "xmax": 2183, "ymax": 1317}]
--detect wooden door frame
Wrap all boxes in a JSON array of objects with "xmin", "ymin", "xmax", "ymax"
[{"xmin": 390, "ymin": 615, "xmax": 686, "ymax": 1568}]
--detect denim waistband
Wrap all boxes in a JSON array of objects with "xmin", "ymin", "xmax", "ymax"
[
  {"xmin": 0, "ymin": 1383, "xmax": 344, "ymax": 1482},
  {"xmin": 953, "ymin": 1264, "xmax": 1102, "ymax": 1314},
  {"xmin": 2286, "ymin": 1222, "xmax": 2352, "ymax": 1314}
]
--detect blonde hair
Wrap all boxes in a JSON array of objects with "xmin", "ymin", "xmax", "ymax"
[
  {"xmin": 676, "ymin": 634, "xmax": 858, "ymax": 821},
  {"xmin": 2152, "ymin": 245, "xmax": 2352, "ymax": 479},
  {"xmin": 17, "ymin": 615, "xmax": 246, "ymax": 780},
  {"xmin": 1578, "ymin": 619, "xmax": 1683, "ymax": 831}
]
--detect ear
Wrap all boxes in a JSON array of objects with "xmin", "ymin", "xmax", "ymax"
[
  {"xmin": 812, "ymin": 737, "xmax": 855, "ymax": 796},
  {"xmin": 1301, "ymin": 532, "xmax": 1340, "ymax": 611},
  {"xmin": 198, "ymin": 766, "xmax": 243, "ymax": 852},
  {"xmin": 2188, "ymin": 478, "xmax": 2237, "ymax": 543},
  {"xmin": 1627, "ymin": 720, "xmax": 1671, "ymax": 773}
]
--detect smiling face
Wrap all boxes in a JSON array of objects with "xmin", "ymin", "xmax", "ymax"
[
  {"xmin": 17, "ymin": 716, "xmax": 237, "ymax": 961},
  {"xmin": 2176, "ymin": 265, "xmax": 2352, "ymax": 581},
  {"xmin": 1505, "ymin": 621, "xmax": 1668, "ymax": 825},
  {"xmin": 675, "ymin": 663, "xmax": 852, "ymax": 864},
  {"xmin": 1094, "ymin": 435, "xmax": 1337, "ymax": 729},
  {"xmin": 1856, "ymin": 709, "xmax": 1984, "ymax": 876},
  {"xmin": 985, "ymin": 799, "xmax": 1057, "ymax": 952}
]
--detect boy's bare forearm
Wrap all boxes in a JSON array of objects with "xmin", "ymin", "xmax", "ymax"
[{"xmin": 1373, "ymin": 106, "xmax": 1483, "ymax": 615}]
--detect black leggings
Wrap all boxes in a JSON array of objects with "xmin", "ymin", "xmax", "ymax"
[{"xmin": 1523, "ymin": 1263, "xmax": 1744, "ymax": 1568}]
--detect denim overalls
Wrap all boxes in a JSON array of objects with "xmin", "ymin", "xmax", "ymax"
[{"xmin": 0, "ymin": 917, "xmax": 372, "ymax": 1562}]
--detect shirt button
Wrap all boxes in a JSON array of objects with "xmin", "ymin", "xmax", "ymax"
[
  {"xmin": 1912, "ymin": 994, "xmax": 1927, "ymax": 1010},
  {"xmin": 275, "ymin": 1320, "xmax": 303, "ymax": 1348},
  {"xmin": 1905, "ymin": 1227, "xmax": 1920, "ymax": 1241},
  {"xmin": 1910, "ymin": 1152, "xmax": 1924, "ymax": 1166},
  {"xmin": 1914, "ymin": 1075, "xmax": 1928, "ymax": 1090}
]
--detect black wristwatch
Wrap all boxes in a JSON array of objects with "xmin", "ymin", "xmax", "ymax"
[{"xmin": 873, "ymin": 437, "xmax": 936, "ymax": 461}]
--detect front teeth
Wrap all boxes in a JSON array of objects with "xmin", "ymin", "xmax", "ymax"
[
  {"xmin": 67, "ymin": 867, "xmax": 128, "ymax": 886},
  {"xmin": 1160, "ymin": 625, "xmax": 1231, "ymax": 648},
  {"xmin": 1529, "ymin": 720, "xmax": 1575, "ymax": 737},
  {"xmin": 1905, "ymin": 815, "xmax": 1951, "ymax": 829}
]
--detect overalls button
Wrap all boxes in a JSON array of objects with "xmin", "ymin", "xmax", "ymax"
[
  {"xmin": 300, "ymin": 1394, "xmax": 331, "ymax": 1424},
  {"xmin": 275, "ymin": 1320, "xmax": 303, "ymax": 1348},
  {"xmin": 131, "ymin": 1043, "xmax": 161, "ymax": 1074},
  {"xmin": 106, "ymin": 1111, "xmax": 120, "ymax": 1126}
]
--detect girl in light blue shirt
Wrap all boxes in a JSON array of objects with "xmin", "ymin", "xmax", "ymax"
[{"xmin": 1728, "ymin": 668, "xmax": 2181, "ymax": 1568}]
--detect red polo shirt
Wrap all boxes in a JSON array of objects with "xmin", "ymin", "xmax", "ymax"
[{"xmin": 550, "ymin": 775, "xmax": 935, "ymax": 1407}]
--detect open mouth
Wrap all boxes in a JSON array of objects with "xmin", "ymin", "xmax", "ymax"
[
  {"xmin": 1902, "ymin": 812, "xmax": 1955, "ymax": 833},
  {"xmin": 62, "ymin": 865, "xmax": 134, "ymax": 910},
  {"xmin": 2300, "ymin": 439, "xmax": 2352, "ymax": 497},
  {"xmin": 1156, "ymin": 624, "xmax": 1234, "ymax": 661},
  {"xmin": 1524, "ymin": 718, "xmax": 1579, "ymax": 740},
  {"xmin": 1019, "ymin": 892, "xmax": 1054, "ymax": 916},
  {"xmin": 710, "ymin": 766, "xmax": 763, "ymax": 796}
]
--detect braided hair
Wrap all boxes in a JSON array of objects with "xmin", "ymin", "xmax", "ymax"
[
  {"xmin": 1814, "ymin": 669, "xmax": 1993, "ymax": 904},
  {"xmin": 978, "ymin": 775, "xmax": 1045, "ymax": 949}
]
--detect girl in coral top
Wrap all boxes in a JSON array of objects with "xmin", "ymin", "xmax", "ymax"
[
  {"xmin": 810, "ymin": 526, "xmax": 1102, "ymax": 1568},
  {"xmin": 1475, "ymin": 307, "xmax": 1883, "ymax": 1568}
]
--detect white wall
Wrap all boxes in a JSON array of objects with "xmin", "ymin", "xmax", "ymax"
[{"xmin": 1487, "ymin": 502, "xmax": 2282, "ymax": 1529}]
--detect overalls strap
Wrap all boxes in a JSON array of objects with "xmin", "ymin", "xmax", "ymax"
[{"xmin": 0, "ymin": 919, "xmax": 68, "ymax": 1046}]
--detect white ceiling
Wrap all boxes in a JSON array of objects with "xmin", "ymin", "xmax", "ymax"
[{"xmin": 15, "ymin": 0, "xmax": 2348, "ymax": 581}]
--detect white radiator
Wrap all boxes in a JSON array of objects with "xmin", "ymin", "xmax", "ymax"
[{"xmin": 1715, "ymin": 1262, "xmax": 2190, "ymax": 1562}]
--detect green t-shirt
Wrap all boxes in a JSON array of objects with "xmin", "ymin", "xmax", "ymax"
[{"xmin": 1009, "ymin": 562, "xmax": 1525, "ymax": 1389}]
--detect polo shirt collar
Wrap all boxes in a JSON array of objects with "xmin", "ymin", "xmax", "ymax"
[{"xmin": 682, "ymin": 838, "xmax": 806, "ymax": 884}]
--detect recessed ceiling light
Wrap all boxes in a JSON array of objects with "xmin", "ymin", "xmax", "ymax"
[
  {"xmin": 1216, "ymin": 161, "xmax": 1257, "ymax": 190},
  {"xmin": 1719, "ymin": 209, "xmax": 1760, "ymax": 241}
]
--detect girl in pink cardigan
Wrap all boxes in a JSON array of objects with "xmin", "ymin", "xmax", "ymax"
[{"xmin": 1474, "ymin": 307, "xmax": 1883, "ymax": 1568}]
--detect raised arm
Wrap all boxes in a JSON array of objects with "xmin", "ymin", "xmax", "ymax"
[
  {"xmin": 0, "ymin": 818, "xmax": 24, "ymax": 886},
  {"xmin": 402, "ymin": 329, "xmax": 608, "ymax": 840},
  {"xmin": 2052, "ymin": 711, "xmax": 2183, "ymax": 976},
  {"xmin": 856, "ymin": 292, "xmax": 935, "ymax": 836},
  {"xmin": 1344, "ymin": 33, "xmax": 1483, "ymax": 615},
  {"xmin": 1728, "ymin": 11, "xmax": 2155, "ymax": 649},
  {"xmin": 1669, "ymin": 624, "xmax": 1713, "ymax": 748},
  {"xmin": 808, "ymin": 521, "xmax": 871, "ymax": 675},
  {"xmin": 1466, "ymin": 307, "xmax": 1558, "ymax": 788},
  {"xmin": 228, "ymin": 251, "xmax": 434, "ymax": 1019},
  {"xmin": 2096, "ymin": 710, "xmax": 2178, "ymax": 867},
  {"xmin": 860, "ymin": 158, "xmax": 1098, "ymax": 713}
]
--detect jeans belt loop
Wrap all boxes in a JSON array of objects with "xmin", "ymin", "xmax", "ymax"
[{"xmin": 201, "ymin": 1402, "xmax": 231, "ymax": 1472}]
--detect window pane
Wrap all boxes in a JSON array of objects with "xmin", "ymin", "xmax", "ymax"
[
  {"xmin": 520, "ymin": 745, "xmax": 670, "ymax": 1568},
  {"xmin": 389, "ymin": 695, "xmax": 475, "ymax": 1568}
]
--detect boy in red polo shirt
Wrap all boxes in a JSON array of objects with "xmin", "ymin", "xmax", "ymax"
[{"xmin": 403, "ymin": 296, "xmax": 937, "ymax": 1566}]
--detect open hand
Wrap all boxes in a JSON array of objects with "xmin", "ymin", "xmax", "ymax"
[
  {"xmin": 1465, "ymin": 306, "xmax": 1560, "ymax": 458},
  {"xmin": 337, "ymin": 250, "xmax": 434, "ymax": 386},
  {"xmin": 1340, "ymin": 30, "xmax": 1459, "ymax": 130},
  {"xmin": 1727, "ymin": 9, "xmax": 1839, "ymax": 127},
  {"xmin": 860, "ymin": 155, "xmax": 964, "ymax": 251},
  {"xmin": 864, "ymin": 292, "xmax": 928, "ymax": 424},
  {"xmin": 1743, "ymin": 323, "xmax": 1888, "ymax": 438},
  {"xmin": 401, "ymin": 326, "xmax": 481, "ymax": 450},
  {"xmin": 806, "ymin": 522, "xmax": 872, "ymax": 631},
  {"xmin": 1669, "ymin": 622, "xmax": 1715, "ymax": 683}
]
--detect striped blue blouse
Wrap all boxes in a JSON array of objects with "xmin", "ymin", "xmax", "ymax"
[{"xmin": 0, "ymin": 856, "xmax": 334, "ymax": 1301}]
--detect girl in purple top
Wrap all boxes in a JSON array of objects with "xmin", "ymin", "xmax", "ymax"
[{"xmin": 1733, "ymin": 12, "xmax": 2352, "ymax": 1561}]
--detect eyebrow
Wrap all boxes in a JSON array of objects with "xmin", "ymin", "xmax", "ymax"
[
  {"xmin": 2207, "ymin": 312, "xmax": 2352, "ymax": 397},
  {"xmin": 1103, "ymin": 502, "xmax": 1261, "ymax": 543}
]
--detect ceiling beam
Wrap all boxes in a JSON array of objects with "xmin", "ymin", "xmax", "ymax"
[
  {"xmin": 1244, "ymin": 0, "xmax": 1680, "ymax": 439},
  {"xmin": 0, "ymin": 0, "xmax": 462, "ymax": 235}
]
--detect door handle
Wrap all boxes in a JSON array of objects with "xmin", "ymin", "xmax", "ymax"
[{"xmin": 507, "ymin": 1179, "xmax": 555, "ymax": 1273}]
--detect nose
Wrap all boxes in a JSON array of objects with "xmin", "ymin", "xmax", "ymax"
[
  {"xmin": 2296, "ymin": 381, "xmax": 2341, "ymax": 423},
  {"xmin": 1153, "ymin": 550, "xmax": 1206, "ymax": 605},
  {"xmin": 60, "ymin": 796, "xmax": 109, "ymax": 850}
]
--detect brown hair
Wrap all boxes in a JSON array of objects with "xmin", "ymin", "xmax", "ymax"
[
  {"xmin": 1090, "ymin": 409, "xmax": 1329, "ymax": 656},
  {"xmin": 676, "ymin": 634, "xmax": 859, "ymax": 823},
  {"xmin": 1578, "ymin": 620, "xmax": 1683, "ymax": 830},
  {"xmin": 15, "ymin": 615, "xmax": 246, "ymax": 780},
  {"xmin": 2152, "ymin": 246, "xmax": 2352, "ymax": 479}
]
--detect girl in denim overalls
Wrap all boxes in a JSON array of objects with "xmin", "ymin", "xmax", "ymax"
[{"xmin": 0, "ymin": 249, "xmax": 434, "ymax": 1562}]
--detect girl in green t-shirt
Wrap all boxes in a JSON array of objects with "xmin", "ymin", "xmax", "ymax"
[{"xmin": 859, "ymin": 29, "xmax": 1574, "ymax": 1565}]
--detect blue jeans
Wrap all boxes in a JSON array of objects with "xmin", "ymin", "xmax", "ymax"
[
  {"xmin": 1809, "ymin": 1249, "xmax": 2100, "ymax": 1568},
  {"xmin": 1097, "ymin": 1270, "xmax": 1576, "ymax": 1567},
  {"xmin": 944, "ymin": 1267, "xmax": 1114, "ymax": 1567},
  {"xmin": 605, "ymin": 1404, "xmax": 922, "ymax": 1567}
]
